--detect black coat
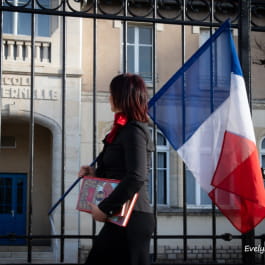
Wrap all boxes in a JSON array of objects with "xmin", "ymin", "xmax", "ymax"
[{"xmin": 96, "ymin": 120, "xmax": 154, "ymax": 216}]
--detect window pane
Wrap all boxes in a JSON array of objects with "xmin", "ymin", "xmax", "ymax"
[
  {"xmin": 127, "ymin": 27, "xmax": 135, "ymax": 43},
  {"xmin": 157, "ymin": 152, "xmax": 166, "ymax": 168},
  {"xmin": 262, "ymin": 155, "xmax": 265, "ymax": 168},
  {"xmin": 0, "ymin": 178, "xmax": 12, "ymax": 214},
  {"xmin": 37, "ymin": 15, "xmax": 50, "ymax": 37},
  {"xmin": 36, "ymin": 0, "xmax": 50, "ymax": 37},
  {"xmin": 157, "ymin": 169, "xmax": 167, "ymax": 204},
  {"xmin": 148, "ymin": 129, "xmax": 169, "ymax": 206},
  {"xmin": 16, "ymin": 178, "xmax": 24, "ymax": 214},
  {"xmin": 200, "ymin": 188, "xmax": 211, "ymax": 204},
  {"xmin": 199, "ymin": 29, "xmax": 210, "ymax": 46},
  {"xmin": 18, "ymin": 0, "xmax": 28, "ymax": 5},
  {"xmin": 157, "ymin": 132, "xmax": 166, "ymax": 145},
  {"xmin": 262, "ymin": 139, "xmax": 265, "ymax": 149},
  {"xmin": 148, "ymin": 169, "xmax": 153, "ymax": 204},
  {"xmin": 18, "ymin": 13, "xmax": 31, "ymax": 35},
  {"xmin": 127, "ymin": 45, "xmax": 135, "ymax": 73},
  {"xmin": 139, "ymin": 27, "xmax": 152, "ymax": 44},
  {"xmin": 139, "ymin": 46, "xmax": 152, "ymax": 81},
  {"xmin": 3, "ymin": 12, "xmax": 13, "ymax": 34},
  {"xmin": 4, "ymin": 0, "xmax": 50, "ymax": 37},
  {"xmin": 186, "ymin": 170, "xmax": 195, "ymax": 204}
]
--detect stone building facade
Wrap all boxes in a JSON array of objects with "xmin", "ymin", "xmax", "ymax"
[{"xmin": 0, "ymin": 3, "xmax": 265, "ymax": 264}]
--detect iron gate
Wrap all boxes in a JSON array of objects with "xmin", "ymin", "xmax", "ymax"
[{"xmin": 0, "ymin": 0, "xmax": 265, "ymax": 264}]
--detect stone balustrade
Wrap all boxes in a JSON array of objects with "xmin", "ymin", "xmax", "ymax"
[{"xmin": 3, "ymin": 35, "xmax": 51, "ymax": 64}]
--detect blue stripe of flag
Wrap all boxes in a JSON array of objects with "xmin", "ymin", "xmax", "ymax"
[{"xmin": 148, "ymin": 20, "xmax": 242, "ymax": 150}]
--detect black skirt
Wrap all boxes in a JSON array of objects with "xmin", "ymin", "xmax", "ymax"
[{"xmin": 84, "ymin": 211, "xmax": 155, "ymax": 265}]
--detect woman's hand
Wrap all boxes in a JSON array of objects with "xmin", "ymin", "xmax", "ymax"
[
  {"xmin": 88, "ymin": 203, "xmax": 107, "ymax": 222},
  {"xmin": 78, "ymin": 166, "xmax": 95, "ymax": 178}
]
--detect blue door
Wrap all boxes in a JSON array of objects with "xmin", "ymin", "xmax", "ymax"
[{"xmin": 0, "ymin": 173, "xmax": 27, "ymax": 245}]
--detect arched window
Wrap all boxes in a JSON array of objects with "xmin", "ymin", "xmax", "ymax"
[{"xmin": 149, "ymin": 129, "xmax": 170, "ymax": 205}]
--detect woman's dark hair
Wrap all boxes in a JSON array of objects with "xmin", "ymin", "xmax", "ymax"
[{"xmin": 110, "ymin": 73, "xmax": 149, "ymax": 122}]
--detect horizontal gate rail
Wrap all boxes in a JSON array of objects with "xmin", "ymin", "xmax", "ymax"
[
  {"xmin": 1, "ymin": 233, "xmax": 265, "ymax": 240},
  {"xmin": 0, "ymin": 1, "xmax": 264, "ymax": 31}
]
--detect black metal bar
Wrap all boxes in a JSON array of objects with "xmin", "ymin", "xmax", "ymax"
[
  {"xmin": 92, "ymin": 0, "xmax": 98, "ymax": 244},
  {"xmin": 0, "ymin": 4, "xmax": 249, "ymax": 29},
  {"xmin": 182, "ymin": 93, "xmax": 188, "ymax": 261},
  {"xmin": 0, "ymin": 232, "xmax": 244, "ymax": 240},
  {"xmin": 123, "ymin": 0, "xmax": 127, "ymax": 73},
  {"xmin": 27, "ymin": 0, "xmax": 35, "ymax": 262},
  {"xmin": 60, "ymin": 1, "xmax": 67, "ymax": 262},
  {"xmin": 251, "ymin": 26, "xmax": 265, "ymax": 32},
  {"xmin": 0, "ymin": 0, "xmax": 2, "ymax": 144},
  {"xmin": 152, "ymin": 1, "xmax": 157, "ymax": 262},
  {"xmin": 210, "ymin": 1, "xmax": 216, "ymax": 261},
  {"xmin": 211, "ymin": 202, "xmax": 217, "ymax": 262},
  {"xmin": 181, "ymin": 0, "xmax": 187, "ymax": 261},
  {"xmin": 261, "ymin": 234, "xmax": 265, "ymax": 265},
  {"xmin": 151, "ymin": 263, "xmax": 241, "ymax": 265},
  {"xmin": 239, "ymin": 0, "xmax": 252, "ymax": 109},
  {"xmin": 238, "ymin": 1, "xmax": 255, "ymax": 265},
  {"xmin": 152, "ymin": 128, "xmax": 158, "ymax": 263}
]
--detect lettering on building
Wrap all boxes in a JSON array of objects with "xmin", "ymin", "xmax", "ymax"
[{"xmin": 1, "ymin": 75, "xmax": 59, "ymax": 101}]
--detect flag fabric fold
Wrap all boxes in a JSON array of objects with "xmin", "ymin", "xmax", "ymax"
[{"xmin": 148, "ymin": 20, "xmax": 265, "ymax": 233}]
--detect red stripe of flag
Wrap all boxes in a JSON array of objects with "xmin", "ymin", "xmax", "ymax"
[{"xmin": 209, "ymin": 131, "xmax": 265, "ymax": 233}]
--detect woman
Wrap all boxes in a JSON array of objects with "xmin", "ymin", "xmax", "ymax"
[{"xmin": 79, "ymin": 73, "xmax": 155, "ymax": 265}]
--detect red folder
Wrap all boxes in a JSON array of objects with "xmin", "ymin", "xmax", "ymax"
[{"xmin": 76, "ymin": 176, "xmax": 138, "ymax": 227}]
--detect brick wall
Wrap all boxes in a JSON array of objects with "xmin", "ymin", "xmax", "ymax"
[
  {"xmin": 156, "ymin": 245, "xmax": 242, "ymax": 264},
  {"xmin": 79, "ymin": 245, "xmax": 264, "ymax": 264}
]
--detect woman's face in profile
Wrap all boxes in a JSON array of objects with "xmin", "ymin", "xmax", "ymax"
[
  {"xmin": 109, "ymin": 94, "xmax": 120, "ymax": 113},
  {"xmin": 109, "ymin": 94, "xmax": 115, "ymax": 112}
]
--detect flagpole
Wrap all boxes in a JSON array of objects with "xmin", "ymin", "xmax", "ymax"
[{"xmin": 48, "ymin": 158, "xmax": 98, "ymax": 216}]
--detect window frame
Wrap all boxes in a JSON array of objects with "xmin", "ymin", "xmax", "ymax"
[
  {"xmin": 126, "ymin": 24, "xmax": 153, "ymax": 85},
  {"xmin": 3, "ymin": 0, "xmax": 51, "ymax": 37},
  {"xmin": 186, "ymin": 167, "xmax": 212, "ymax": 209},
  {"xmin": 149, "ymin": 128, "xmax": 170, "ymax": 206}
]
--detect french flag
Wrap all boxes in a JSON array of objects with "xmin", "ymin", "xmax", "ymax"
[{"xmin": 148, "ymin": 20, "xmax": 265, "ymax": 233}]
